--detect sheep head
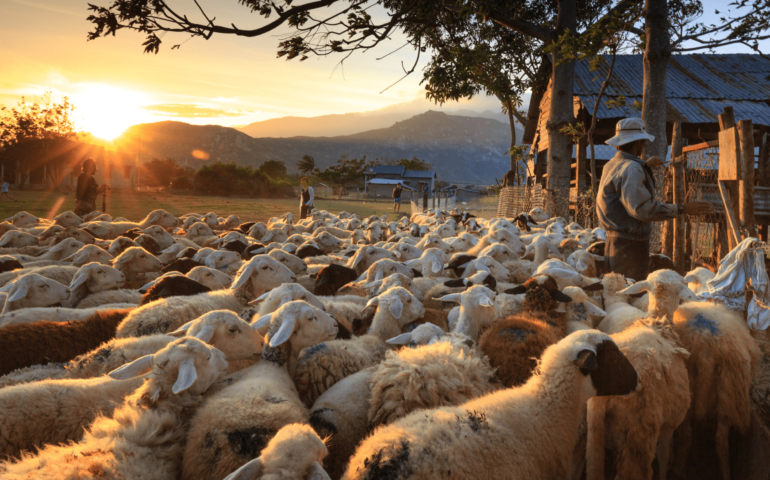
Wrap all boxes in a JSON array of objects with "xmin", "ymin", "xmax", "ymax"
[
  {"xmin": 204, "ymin": 250, "xmax": 242, "ymax": 272},
  {"xmin": 51, "ymin": 227, "xmax": 94, "ymax": 246},
  {"xmin": 42, "ymin": 238, "xmax": 86, "ymax": 260},
  {"xmin": 169, "ymin": 310, "xmax": 264, "ymax": 361},
  {"xmin": 366, "ymin": 273, "xmax": 423, "ymax": 301},
  {"xmin": 346, "ymin": 246, "xmax": 399, "ymax": 275},
  {"xmin": 267, "ymin": 249, "xmax": 308, "ymax": 275},
  {"xmin": 364, "ymin": 286, "xmax": 425, "ymax": 339},
  {"xmin": 0, "ymin": 273, "xmax": 69, "ymax": 313},
  {"xmin": 109, "ymin": 337, "xmax": 228, "ymax": 404},
  {"xmin": 232, "ymin": 255, "xmax": 297, "ymax": 300},
  {"xmin": 186, "ymin": 266, "xmax": 232, "ymax": 290},
  {"xmin": 112, "ymin": 246, "xmax": 163, "ymax": 281},
  {"xmin": 0, "ymin": 230, "xmax": 38, "ymax": 248},
  {"xmin": 3, "ymin": 211, "xmax": 39, "ymax": 228},
  {"xmin": 618, "ymin": 269, "xmax": 699, "ymax": 321},
  {"xmin": 505, "ymin": 275, "xmax": 573, "ymax": 315},
  {"xmin": 52, "ymin": 211, "xmax": 82, "ymax": 227},
  {"xmin": 139, "ymin": 225, "xmax": 175, "ymax": 249},
  {"xmin": 387, "ymin": 322, "xmax": 444, "ymax": 347},
  {"xmin": 141, "ymin": 209, "xmax": 179, "ymax": 229},
  {"xmin": 70, "ymin": 262, "xmax": 125, "ymax": 295},
  {"xmin": 437, "ymin": 285, "xmax": 496, "ymax": 340},
  {"xmin": 108, "ymin": 236, "xmax": 139, "ymax": 256},
  {"xmin": 250, "ymin": 283, "xmax": 325, "ymax": 314}
]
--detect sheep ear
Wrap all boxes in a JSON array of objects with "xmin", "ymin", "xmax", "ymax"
[
  {"xmin": 573, "ymin": 349, "xmax": 598, "ymax": 372},
  {"xmin": 477, "ymin": 296, "xmax": 494, "ymax": 307},
  {"xmin": 250, "ymin": 247, "xmax": 265, "ymax": 255},
  {"xmin": 169, "ymin": 320, "xmax": 195, "ymax": 337},
  {"xmin": 430, "ymin": 259, "xmax": 442, "ymax": 274},
  {"xmin": 583, "ymin": 282, "xmax": 604, "ymax": 292},
  {"xmin": 349, "ymin": 250, "xmax": 365, "ymax": 268},
  {"xmin": 575, "ymin": 259, "xmax": 588, "ymax": 272},
  {"xmin": 551, "ymin": 290, "xmax": 573, "ymax": 303},
  {"xmin": 584, "ymin": 302, "xmax": 607, "ymax": 316},
  {"xmin": 194, "ymin": 325, "xmax": 216, "ymax": 343},
  {"xmin": 269, "ymin": 317, "xmax": 296, "ymax": 347},
  {"xmin": 7, "ymin": 284, "xmax": 29, "ymax": 302},
  {"xmin": 374, "ymin": 271, "xmax": 384, "ymax": 281},
  {"xmin": 389, "ymin": 299, "xmax": 404, "ymax": 319},
  {"xmin": 224, "ymin": 457, "xmax": 264, "ymax": 480},
  {"xmin": 231, "ymin": 263, "xmax": 257, "ymax": 290},
  {"xmin": 678, "ymin": 284, "xmax": 699, "ymax": 301},
  {"xmin": 386, "ymin": 332, "xmax": 413, "ymax": 345},
  {"xmin": 437, "ymin": 293, "xmax": 461, "ymax": 303},
  {"xmin": 251, "ymin": 291, "xmax": 271, "ymax": 304},
  {"xmin": 468, "ymin": 235, "xmax": 479, "ymax": 246},
  {"xmin": 172, "ymin": 358, "xmax": 198, "ymax": 394},
  {"xmin": 366, "ymin": 279, "xmax": 384, "ymax": 289},
  {"xmin": 307, "ymin": 461, "xmax": 332, "ymax": 480},
  {"xmin": 504, "ymin": 286, "xmax": 527, "ymax": 295},
  {"xmin": 62, "ymin": 253, "xmax": 77, "ymax": 262},
  {"xmin": 109, "ymin": 354, "xmax": 154, "ymax": 380},
  {"xmin": 683, "ymin": 274, "xmax": 697, "ymax": 284},
  {"xmin": 68, "ymin": 273, "xmax": 89, "ymax": 291},
  {"xmin": 618, "ymin": 281, "xmax": 651, "ymax": 296},
  {"xmin": 252, "ymin": 314, "xmax": 272, "ymax": 330},
  {"xmin": 0, "ymin": 282, "xmax": 15, "ymax": 293}
]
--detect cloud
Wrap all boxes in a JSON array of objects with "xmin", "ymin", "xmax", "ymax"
[{"xmin": 141, "ymin": 104, "xmax": 253, "ymax": 117}]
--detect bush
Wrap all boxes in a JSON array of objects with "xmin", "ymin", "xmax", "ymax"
[
  {"xmin": 193, "ymin": 162, "xmax": 296, "ymax": 198},
  {"xmin": 170, "ymin": 176, "xmax": 193, "ymax": 190}
]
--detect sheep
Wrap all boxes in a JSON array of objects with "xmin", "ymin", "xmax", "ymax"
[
  {"xmin": 314, "ymin": 263, "xmax": 359, "ymax": 296},
  {"xmin": 156, "ymin": 243, "xmax": 189, "ymax": 263},
  {"xmin": 353, "ymin": 258, "xmax": 415, "ymax": 287},
  {"xmin": 162, "ymin": 257, "xmax": 203, "ymax": 274},
  {"xmin": 63, "ymin": 244, "xmax": 114, "ymax": 266},
  {"xmin": 139, "ymin": 275, "xmax": 211, "ymax": 304},
  {"xmin": 116, "ymin": 255, "xmax": 296, "ymax": 338},
  {"xmin": 0, "ymin": 256, "xmax": 23, "ymax": 274},
  {"xmin": 0, "ymin": 304, "xmax": 138, "ymax": 328},
  {"xmin": 0, "ymin": 273, "xmax": 69, "ymax": 314},
  {"xmin": 180, "ymin": 301, "xmax": 338, "ymax": 480},
  {"xmin": 562, "ymin": 286, "xmax": 607, "ymax": 333},
  {"xmin": 0, "ymin": 309, "xmax": 131, "ymax": 376},
  {"xmin": 670, "ymin": 301, "xmax": 762, "ymax": 480},
  {"xmin": 0, "ymin": 337, "xmax": 228, "ymax": 479},
  {"xmin": 107, "ymin": 236, "xmax": 139, "ymax": 256},
  {"xmin": 51, "ymin": 211, "xmax": 82, "ymax": 227},
  {"xmin": 223, "ymin": 424, "xmax": 331, "ymax": 480},
  {"xmin": 342, "ymin": 329, "xmax": 638, "ymax": 480},
  {"xmin": 567, "ymin": 249, "xmax": 602, "ymax": 278},
  {"xmin": 437, "ymin": 285, "xmax": 501, "ymax": 340},
  {"xmin": 186, "ymin": 265, "xmax": 233, "ymax": 290},
  {"xmin": 204, "ymin": 249, "xmax": 244, "ymax": 276},
  {"xmin": 135, "ymin": 233, "xmax": 162, "ymax": 254},
  {"xmin": 293, "ymin": 286, "xmax": 426, "ymax": 407},
  {"xmin": 407, "ymin": 247, "xmax": 446, "ymax": 278},
  {"xmin": 683, "ymin": 266, "xmax": 715, "ymax": 295},
  {"xmin": 50, "ymin": 226, "xmax": 95, "ymax": 246},
  {"xmin": 0, "ymin": 230, "xmax": 38, "ymax": 248},
  {"xmin": 586, "ymin": 318, "xmax": 691, "ymax": 480},
  {"xmin": 503, "ymin": 275, "xmax": 576, "ymax": 334},
  {"xmin": 347, "ymin": 245, "xmax": 399, "ymax": 275},
  {"xmin": 268, "ymin": 248, "xmax": 308, "ymax": 275},
  {"xmin": 112, "ymin": 246, "xmax": 164, "ymax": 283},
  {"xmin": 3, "ymin": 211, "xmax": 42, "ymax": 228},
  {"xmin": 365, "ymin": 273, "xmax": 424, "ymax": 302}
]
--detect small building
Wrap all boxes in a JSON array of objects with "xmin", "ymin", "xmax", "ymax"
[
  {"xmin": 524, "ymin": 54, "xmax": 770, "ymax": 192},
  {"xmin": 441, "ymin": 186, "xmax": 482, "ymax": 202},
  {"xmin": 364, "ymin": 165, "xmax": 436, "ymax": 194},
  {"xmin": 311, "ymin": 183, "xmax": 333, "ymax": 197},
  {"xmin": 366, "ymin": 178, "xmax": 416, "ymax": 198}
]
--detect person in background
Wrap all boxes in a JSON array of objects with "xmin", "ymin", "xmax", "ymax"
[
  {"xmin": 392, "ymin": 183, "xmax": 403, "ymax": 213},
  {"xmin": 0, "ymin": 178, "xmax": 17, "ymax": 202},
  {"xmin": 300, "ymin": 177, "xmax": 314, "ymax": 220},
  {"xmin": 75, "ymin": 158, "xmax": 106, "ymax": 217},
  {"xmin": 597, "ymin": 117, "xmax": 713, "ymax": 281}
]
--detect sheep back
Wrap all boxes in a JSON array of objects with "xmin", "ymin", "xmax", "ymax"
[
  {"xmin": 161, "ymin": 258, "xmax": 202, "ymax": 275},
  {"xmin": 76, "ymin": 289, "xmax": 142, "ymax": 309},
  {"xmin": 0, "ymin": 363, "xmax": 68, "ymax": 389},
  {"xmin": 293, "ymin": 335, "xmax": 388, "ymax": 407},
  {"xmin": 368, "ymin": 341, "xmax": 497, "ymax": 428},
  {"xmin": 139, "ymin": 275, "xmax": 211, "ymax": 305},
  {"xmin": 66, "ymin": 334, "xmax": 174, "ymax": 379},
  {"xmin": 479, "ymin": 316, "xmax": 560, "ymax": 388},
  {"xmin": 0, "ymin": 265, "xmax": 78, "ymax": 288},
  {"xmin": 0, "ymin": 309, "xmax": 131, "ymax": 376}
]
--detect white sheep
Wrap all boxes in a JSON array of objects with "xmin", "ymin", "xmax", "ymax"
[
  {"xmin": 438, "ymin": 285, "xmax": 501, "ymax": 339},
  {"xmin": 3, "ymin": 211, "xmax": 42, "ymax": 228},
  {"xmin": 0, "ymin": 273, "xmax": 69, "ymax": 314},
  {"xmin": 186, "ymin": 266, "xmax": 233, "ymax": 290},
  {"xmin": 267, "ymin": 248, "xmax": 308, "ymax": 275},
  {"xmin": 180, "ymin": 301, "xmax": 338, "ymax": 480},
  {"xmin": 0, "ymin": 304, "xmax": 138, "ymax": 328},
  {"xmin": 0, "ymin": 231, "xmax": 37, "ymax": 248},
  {"xmin": 0, "ymin": 337, "xmax": 228, "ymax": 480},
  {"xmin": 107, "ymin": 236, "xmax": 139, "ymax": 256},
  {"xmin": 51, "ymin": 211, "xmax": 82, "ymax": 227},
  {"xmin": 346, "ymin": 245, "xmax": 399, "ymax": 275},
  {"xmin": 63, "ymin": 244, "xmax": 114, "ymax": 266},
  {"xmin": 116, "ymin": 255, "xmax": 296, "ymax": 338},
  {"xmin": 683, "ymin": 266, "xmax": 715, "ymax": 295},
  {"xmin": 0, "ymin": 264, "xmax": 79, "ymax": 288},
  {"xmin": 292, "ymin": 286, "xmax": 425, "ymax": 406},
  {"xmin": 204, "ymin": 249, "xmax": 244, "ymax": 276},
  {"xmin": 66, "ymin": 262, "xmax": 130, "ymax": 308},
  {"xmin": 112, "ymin": 246, "xmax": 164, "ymax": 283},
  {"xmin": 342, "ymin": 329, "xmax": 638, "ymax": 480}
]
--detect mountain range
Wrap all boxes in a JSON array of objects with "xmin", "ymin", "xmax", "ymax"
[{"xmin": 119, "ymin": 110, "xmax": 523, "ymax": 185}]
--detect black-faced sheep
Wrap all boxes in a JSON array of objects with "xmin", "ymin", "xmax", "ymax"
[
  {"xmin": 161, "ymin": 257, "xmax": 203, "ymax": 274},
  {"xmin": 314, "ymin": 263, "xmax": 359, "ymax": 296},
  {"xmin": 342, "ymin": 330, "xmax": 638, "ymax": 480},
  {"xmin": 139, "ymin": 275, "xmax": 212, "ymax": 306}
]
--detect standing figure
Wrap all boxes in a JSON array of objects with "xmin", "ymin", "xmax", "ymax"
[
  {"xmin": 75, "ymin": 158, "xmax": 106, "ymax": 217},
  {"xmin": 0, "ymin": 178, "xmax": 17, "ymax": 202},
  {"xmin": 300, "ymin": 177, "xmax": 314, "ymax": 220},
  {"xmin": 392, "ymin": 183, "xmax": 403, "ymax": 213},
  {"xmin": 597, "ymin": 117, "xmax": 712, "ymax": 281}
]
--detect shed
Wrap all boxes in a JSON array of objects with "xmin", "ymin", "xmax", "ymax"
[
  {"xmin": 524, "ymin": 54, "xmax": 770, "ymax": 191},
  {"xmin": 364, "ymin": 165, "xmax": 436, "ymax": 193},
  {"xmin": 366, "ymin": 178, "xmax": 416, "ymax": 198}
]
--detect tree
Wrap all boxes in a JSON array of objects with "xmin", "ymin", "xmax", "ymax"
[
  {"xmin": 314, "ymin": 154, "xmax": 369, "ymax": 198},
  {"xmin": 297, "ymin": 155, "xmax": 315, "ymax": 175},
  {"xmin": 258, "ymin": 159, "xmax": 287, "ymax": 177},
  {"xmin": 397, "ymin": 157, "xmax": 432, "ymax": 171},
  {"xmin": 142, "ymin": 157, "xmax": 185, "ymax": 187}
]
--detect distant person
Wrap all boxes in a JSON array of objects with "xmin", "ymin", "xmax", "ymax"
[
  {"xmin": 0, "ymin": 178, "xmax": 17, "ymax": 202},
  {"xmin": 392, "ymin": 183, "xmax": 403, "ymax": 213},
  {"xmin": 75, "ymin": 158, "xmax": 106, "ymax": 217},
  {"xmin": 300, "ymin": 177, "xmax": 314, "ymax": 220}
]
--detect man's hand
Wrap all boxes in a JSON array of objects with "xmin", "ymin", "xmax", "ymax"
[
  {"xmin": 682, "ymin": 201, "xmax": 714, "ymax": 216},
  {"xmin": 646, "ymin": 156, "xmax": 664, "ymax": 168}
]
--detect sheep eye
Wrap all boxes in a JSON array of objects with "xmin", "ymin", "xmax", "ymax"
[
  {"xmin": 261, "ymin": 266, "xmax": 269, "ymax": 270},
  {"xmin": 228, "ymin": 326, "xmax": 239, "ymax": 333},
  {"xmin": 407, "ymin": 298, "xmax": 412, "ymax": 303}
]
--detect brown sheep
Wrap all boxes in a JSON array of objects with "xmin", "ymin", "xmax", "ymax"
[
  {"xmin": 0, "ymin": 309, "xmax": 132, "ymax": 376},
  {"xmin": 0, "ymin": 258, "xmax": 23, "ymax": 274},
  {"xmin": 50, "ymin": 227, "xmax": 95, "ymax": 246},
  {"xmin": 505, "ymin": 274, "xmax": 572, "ymax": 334},
  {"xmin": 161, "ymin": 257, "xmax": 203, "ymax": 275},
  {"xmin": 314, "ymin": 263, "xmax": 358, "ymax": 296},
  {"xmin": 479, "ymin": 315, "xmax": 560, "ymax": 388},
  {"xmin": 139, "ymin": 275, "xmax": 212, "ymax": 305}
]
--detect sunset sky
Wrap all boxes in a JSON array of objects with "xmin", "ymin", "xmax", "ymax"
[{"xmin": 1, "ymin": 0, "xmax": 765, "ymax": 140}]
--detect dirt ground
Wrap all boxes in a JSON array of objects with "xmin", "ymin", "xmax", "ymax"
[{"xmin": 0, "ymin": 189, "xmax": 401, "ymax": 223}]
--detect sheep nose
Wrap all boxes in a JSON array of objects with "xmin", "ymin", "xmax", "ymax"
[{"xmin": 290, "ymin": 276, "xmax": 297, "ymax": 282}]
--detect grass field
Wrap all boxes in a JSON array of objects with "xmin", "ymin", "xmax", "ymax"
[{"xmin": 0, "ymin": 189, "xmax": 403, "ymax": 223}]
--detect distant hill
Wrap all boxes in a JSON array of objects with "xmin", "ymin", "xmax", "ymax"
[{"xmin": 119, "ymin": 111, "xmax": 524, "ymax": 184}]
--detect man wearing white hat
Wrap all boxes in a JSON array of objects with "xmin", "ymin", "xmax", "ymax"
[{"xmin": 597, "ymin": 117, "xmax": 713, "ymax": 281}]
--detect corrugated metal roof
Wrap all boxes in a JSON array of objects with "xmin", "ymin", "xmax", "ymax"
[
  {"xmin": 368, "ymin": 178, "xmax": 415, "ymax": 189},
  {"xmin": 367, "ymin": 165, "xmax": 405, "ymax": 175},
  {"xmin": 403, "ymin": 170, "xmax": 435, "ymax": 178},
  {"xmin": 571, "ymin": 143, "xmax": 672, "ymax": 161},
  {"xmin": 575, "ymin": 54, "xmax": 770, "ymax": 101}
]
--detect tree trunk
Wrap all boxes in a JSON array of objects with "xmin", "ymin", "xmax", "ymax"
[
  {"xmin": 506, "ymin": 100, "xmax": 517, "ymax": 173},
  {"xmin": 641, "ymin": 0, "xmax": 671, "ymax": 161},
  {"xmin": 546, "ymin": 0, "xmax": 577, "ymax": 218}
]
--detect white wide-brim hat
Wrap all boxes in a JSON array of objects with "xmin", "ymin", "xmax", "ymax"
[{"xmin": 605, "ymin": 117, "xmax": 655, "ymax": 146}]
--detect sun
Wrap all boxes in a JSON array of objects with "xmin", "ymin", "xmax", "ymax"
[{"xmin": 71, "ymin": 84, "xmax": 148, "ymax": 141}]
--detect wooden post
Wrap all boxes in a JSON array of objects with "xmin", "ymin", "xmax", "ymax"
[
  {"xmin": 576, "ymin": 135, "xmax": 587, "ymax": 194},
  {"xmin": 690, "ymin": 188, "xmax": 703, "ymax": 271},
  {"xmin": 718, "ymin": 107, "xmax": 741, "ymax": 250},
  {"xmin": 738, "ymin": 119, "xmax": 756, "ymax": 237},
  {"xmin": 759, "ymin": 127, "xmax": 768, "ymax": 186},
  {"xmin": 718, "ymin": 181, "xmax": 742, "ymax": 246},
  {"xmin": 662, "ymin": 168, "xmax": 674, "ymax": 258},
  {"xmin": 671, "ymin": 122, "xmax": 686, "ymax": 274}
]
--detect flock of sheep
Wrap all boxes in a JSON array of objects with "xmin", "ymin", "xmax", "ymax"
[{"xmin": 0, "ymin": 205, "xmax": 762, "ymax": 480}]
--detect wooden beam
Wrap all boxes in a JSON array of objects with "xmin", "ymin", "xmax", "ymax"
[
  {"xmin": 718, "ymin": 181, "xmax": 742, "ymax": 248},
  {"xmin": 718, "ymin": 106, "xmax": 735, "ymax": 131},
  {"xmin": 576, "ymin": 136, "xmax": 587, "ymax": 194},
  {"xmin": 682, "ymin": 140, "xmax": 720, "ymax": 154},
  {"xmin": 738, "ymin": 119, "xmax": 756, "ymax": 237},
  {"xmin": 672, "ymin": 122, "xmax": 686, "ymax": 274}
]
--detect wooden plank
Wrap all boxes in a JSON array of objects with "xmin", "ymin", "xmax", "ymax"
[
  {"xmin": 738, "ymin": 119, "xmax": 756, "ymax": 236},
  {"xmin": 672, "ymin": 122, "xmax": 686, "ymax": 274},
  {"xmin": 682, "ymin": 140, "xmax": 719, "ymax": 153},
  {"xmin": 718, "ymin": 127, "xmax": 741, "ymax": 181},
  {"xmin": 691, "ymin": 187, "xmax": 702, "ymax": 271},
  {"xmin": 718, "ymin": 180, "xmax": 742, "ymax": 248},
  {"xmin": 576, "ymin": 136, "xmax": 587, "ymax": 193},
  {"xmin": 758, "ymin": 128, "xmax": 767, "ymax": 186}
]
